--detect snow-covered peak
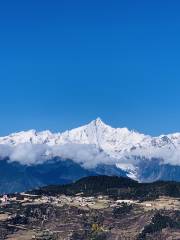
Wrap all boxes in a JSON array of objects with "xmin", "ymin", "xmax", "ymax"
[
  {"xmin": 90, "ymin": 117, "xmax": 103, "ymax": 124},
  {"xmin": 0, "ymin": 129, "xmax": 55, "ymax": 145},
  {"xmin": 56, "ymin": 119, "xmax": 147, "ymax": 156},
  {"xmin": 88, "ymin": 117, "xmax": 108, "ymax": 128}
]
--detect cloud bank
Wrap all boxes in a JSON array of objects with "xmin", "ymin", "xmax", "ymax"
[
  {"xmin": 0, "ymin": 143, "xmax": 119, "ymax": 168},
  {"xmin": 0, "ymin": 142, "xmax": 179, "ymax": 169}
]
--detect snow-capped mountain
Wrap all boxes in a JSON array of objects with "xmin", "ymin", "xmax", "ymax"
[
  {"xmin": 0, "ymin": 118, "xmax": 146, "ymax": 148},
  {"xmin": 0, "ymin": 118, "xmax": 177, "ymax": 151},
  {"xmin": 0, "ymin": 118, "xmax": 180, "ymax": 191},
  {"xmin": 0, "ymin": 117, "xmax": 179, "ymax": 164}
]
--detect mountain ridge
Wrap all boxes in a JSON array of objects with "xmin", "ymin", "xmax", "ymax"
[
  {"xmin": 0, "ymin": 118, "xmax": 180, "ymax": 185},
  {"xmin": 0, "ymin": 118, "xmax": 179, "ymax": 164}
]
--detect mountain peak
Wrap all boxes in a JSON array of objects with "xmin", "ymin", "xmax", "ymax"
[{"xmin": 89, "ymin": 117, "xmax": 108, "ymax": 128}]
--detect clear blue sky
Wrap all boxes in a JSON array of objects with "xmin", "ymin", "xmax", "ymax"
[{"xmin": 0, "ymin": 0, "xmax": 180, "ymax": 136}]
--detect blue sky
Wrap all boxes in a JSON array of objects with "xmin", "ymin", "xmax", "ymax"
[{"xmin": 0, "ymin": 0, "xmax": 180, "ymax": 136}]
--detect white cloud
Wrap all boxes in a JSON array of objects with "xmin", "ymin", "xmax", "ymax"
[
  {"xmin": 0, "ymin": 143, "xmax": 119, "ymax": 168},
  {"xmin": 0, "ymin": 142, "xmax": 180, "ymax": 169}
]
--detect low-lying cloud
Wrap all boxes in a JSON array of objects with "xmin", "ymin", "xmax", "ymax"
[
  {"xmin": 0, "ymin": 143, "xmax": 119, "ymax": 168},
  {"xmin": 0, "ymin": 142, "xmax": 179, "ymax": 169}
]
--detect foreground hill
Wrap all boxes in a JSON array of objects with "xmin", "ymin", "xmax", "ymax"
[{"xmin": 29, "ymin": 175, "xmax": 180, "ymax": 201}]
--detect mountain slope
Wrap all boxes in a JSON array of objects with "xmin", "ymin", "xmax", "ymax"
[
  {"xmin": 29, "ymin": 175, "xmax": 180, "ymax": 200},
  {"xmin": 0, "ymin": 158, "xmax": 129, "ymax": 194}
]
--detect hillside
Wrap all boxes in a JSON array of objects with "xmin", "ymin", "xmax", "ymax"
[{"xmin": 29, "ymin": 175, "xmax": 180, "ymax": 201}]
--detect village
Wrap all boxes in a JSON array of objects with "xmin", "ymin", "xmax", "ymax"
[
  {"xmin": 0, "ymin": 191, "xmax": 179, "ymax": 239},
  {"xmin": 0, "ymin": 192, "xmax": 179, "ymax": 212}
]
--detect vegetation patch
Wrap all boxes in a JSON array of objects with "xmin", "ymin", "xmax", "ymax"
[{"xmin": 137, "ymin": 212, "xmax": 180, "ymax": 240}]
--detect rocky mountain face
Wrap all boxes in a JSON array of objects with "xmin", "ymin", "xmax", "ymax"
[
  {"xmin": 0, "ymin": 118, "xmax": 180, "ymax": 193},
  {"xmin": 0, "ymin": 158, "xmax": 128, "ymax": 194}
]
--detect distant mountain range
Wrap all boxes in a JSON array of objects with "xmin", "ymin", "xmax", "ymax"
[{"xmin": 0, "ymin": 118, "xmax": 180, "ymax": 193}]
